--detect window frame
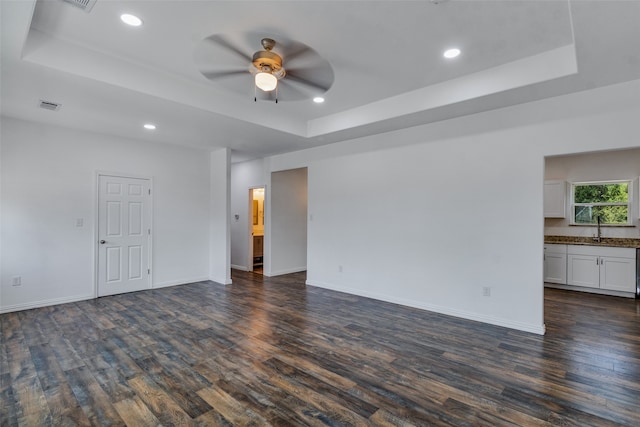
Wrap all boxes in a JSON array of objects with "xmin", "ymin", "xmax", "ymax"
[{"xmin": 569, "ymin": 179, "xmax": 633, "ymax": 226}]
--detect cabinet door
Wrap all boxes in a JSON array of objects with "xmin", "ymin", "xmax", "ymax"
[
  {"xmin": 567, "ymin": 254, "xmax": 599, "ymax": 288},
  {"xmin": 600, "ymin": 256, "xmax": 635, "ymax": 292},
  {"xmin": 544, "ymin": 180, "xmax": 566, "ymax": 218},
  {"xmin": 544, "ymin": 252, "xmax": 567, "ymax": 284},
  {"xmin": 253, "ymin": 236, "xmax": 264, "ymax": 257}
]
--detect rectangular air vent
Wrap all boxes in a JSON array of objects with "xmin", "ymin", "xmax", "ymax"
[
  {"xmin": 62, "ymin": 0, "xmax": 97, "ymax": 13},
  {"xmin": 39, "ymin": 100, "xmax": 61, "ymax": 111}
]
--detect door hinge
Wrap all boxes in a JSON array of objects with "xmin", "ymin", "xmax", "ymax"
[
  {"xmin": 148, "ymin": 269, "xmax": 150, "ymax": 274},
  {"xmin": 148, "ymin": 229, "xmax": 151, "ymax": 235},
  {"xmin": 148, "ymin": 189, "xmax": 151, "ymax": 195}
]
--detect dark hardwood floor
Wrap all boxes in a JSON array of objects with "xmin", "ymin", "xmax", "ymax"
[{"xmin": 2, "ymin": 270, "xmax": 639, "ymax": 426}]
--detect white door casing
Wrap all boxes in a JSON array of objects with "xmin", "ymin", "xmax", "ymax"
[{"xmin": 97, "ymin": 175, "xmax": 151, "ymax": 297}]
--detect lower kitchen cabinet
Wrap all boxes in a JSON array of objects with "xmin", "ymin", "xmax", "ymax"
[
  {"xmin": 567, "ymin": 253, "xmax": 599, "ymax": 288},
  {"xmin": 600, "ymin": 255, "xmax": 636, "ymax": 292},
  {"xmin": 544, "ymin": 244, "xmax": 567, "ymax": 284},
  {"xmin": 567, "ymin": 245, "xmax": 635, "ymax": 293}
]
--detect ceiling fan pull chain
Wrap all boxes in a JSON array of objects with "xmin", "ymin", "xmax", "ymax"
[
  {"xmin": 275, "ymin": 85, "xmax": 278, "ymax": 104},
  {"xmin": 254, "ymin": 84, "xmax": 257, "ymax": 102}
]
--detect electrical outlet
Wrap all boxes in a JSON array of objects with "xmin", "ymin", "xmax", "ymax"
[
  {"xmin": 482, "ymin": 286, "xmax": 491, "ymax": 297},
  {"xmin": 12, "ymin": 276, "xmax": 22, "ymax": 287}
]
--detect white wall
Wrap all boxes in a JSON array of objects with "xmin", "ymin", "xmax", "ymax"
[
  {"xmin": 268, "ymin": 167, "xmax": 307, "ymax": 276},
  {"xmin": 209, "ymin": 148, "xmax": 231, "ymax": 285},
  {"xmin": 0, "ymin": 117, "xmax": 223, "ymax": 312},
  {"xmin": 264, "ymin": 79, "xmax": 640, "ymax": 334},
  {"xmin": 230, "ymin": 158, "xmax": 265, "ymax": 270},
  {"xmin": 545, "ymin": 148, "xmax": 640, "ymax": 238}
]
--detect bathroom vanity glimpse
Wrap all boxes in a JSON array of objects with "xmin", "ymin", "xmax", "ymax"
[{"xmin": 544, "ymin": 236, "xmax": 639, "ymax": 297}]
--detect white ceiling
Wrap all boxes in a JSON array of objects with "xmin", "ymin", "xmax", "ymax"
[{"xmin": 2, "ymin": 0, "xmax": 640, "ymax": 162}]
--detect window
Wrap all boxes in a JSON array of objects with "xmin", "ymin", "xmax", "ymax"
[{"xmin": 570, "ymin": 180, "xmax": 632, "ymax": 225}]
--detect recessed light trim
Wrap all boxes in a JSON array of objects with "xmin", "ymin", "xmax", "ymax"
[
  {"xmin": 313, "ymin": 97, "xmax": 325, "ymax": 104},
  {"xmin": 121, "ymin": 13, "xmax": 143, "ymax": 27},
  {"xmin": 143, "ymin": 124, "xmax": 156, "ymax": 130},
  {"xmin": 443, "ymin": 48, "xmax": 461, "ymax": 59}
]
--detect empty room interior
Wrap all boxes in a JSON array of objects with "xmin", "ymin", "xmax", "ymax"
[{"xmin": 1, "ymin": 1, "xmax": 639, "ymax": 425}]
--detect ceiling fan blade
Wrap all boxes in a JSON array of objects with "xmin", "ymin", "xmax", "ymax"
[
  {"xmin": 204, "ymin": 34, "xmax": 252, "ymax": 63},
  {"xmin": 285, "ymin": 70, "xmax": 332, "ymax": 92},
  {"xmin": 281, "ymin": 42, "xmax": 315, "ymax": 63},
  {"xmin": 202, "ymin": 70, "xmax": 248, "ymax": 80},
  {"xmin": 278, "ymin": 79, "xmax": 314, "ymax": 100}
]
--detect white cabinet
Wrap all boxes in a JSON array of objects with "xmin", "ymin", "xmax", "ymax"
[
  {"xmin": 567, "ymin": 245, "xmax": 636, "ymax": 293},
  {"xmin": 567, "ymin": 253, "xmax": 599, "ymax": 288},
  {"xmin": 544, "ymin": 244, "xmax": 567, "ymax": 284},
  {"xmin": 600, "ymin": 256, "xmax": 636, "ymax": 292},
  {"xmin": 544, "ymin": 180, "xmax": 566, "ymax": 218}
]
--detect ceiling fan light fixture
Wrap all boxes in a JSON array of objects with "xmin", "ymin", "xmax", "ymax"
[
  {"xmin": 313, "ymin": 97, "xmax": 325, "ymax": 103},
  {"xmin": 255, "ymin": 72, "xmax": 277, "ymax": 92}
]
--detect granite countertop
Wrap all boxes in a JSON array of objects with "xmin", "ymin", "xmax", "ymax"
[{"xmin": 544, "ymin": 235, "xmax": 640, "ymax": 248}]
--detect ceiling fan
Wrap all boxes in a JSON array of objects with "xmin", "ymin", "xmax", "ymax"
[{"xmin": 194, "ymin": 34, "xmax": 334, "ymax": 102}]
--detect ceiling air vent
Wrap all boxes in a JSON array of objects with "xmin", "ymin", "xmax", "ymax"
[
  {"xmin": 61, "ymin": 0, "xmax": 97, "ymax": 13},
  {"xmin": 39, "ymin": 100, "xmax": 62, "ymax": 111}
]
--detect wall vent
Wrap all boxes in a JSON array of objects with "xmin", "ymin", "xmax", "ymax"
[
  {"xmin": 62, "ymin": 0, "xmax": 97, "ymax": 13},
  {"xmin": 39, "ymin": 100, "xmax": 62, "ymax": 111}
]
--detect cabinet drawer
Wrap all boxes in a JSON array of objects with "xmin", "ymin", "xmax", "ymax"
[
  {"xmin": 544, "ymin": 244, "xmax": 567, "ymax": 255},
  {"xmin": 567, "ymin": 245, "xmax": 634, "ymax": 259}
]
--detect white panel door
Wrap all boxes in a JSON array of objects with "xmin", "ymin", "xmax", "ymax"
[{"xmin": 98, "ymin": 175, "xmax": 151, "ymax": 296}]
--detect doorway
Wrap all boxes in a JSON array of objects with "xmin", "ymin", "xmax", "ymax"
[
  {"xmin": 96, "ymin": 174, "xmax": 152, "ymax": 296},
  {"xmin": 249, "ymin": 187, "xmax": 265, "ymax": 273}
]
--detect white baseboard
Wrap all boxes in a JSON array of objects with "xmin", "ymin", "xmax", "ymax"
[
  {"xmin": 265, "ymin": 266, "xmax": 307, "ymax": 277},
  {"xmin": 0, "ymin": 293, "xmax": 95, "ymax": 314},
  {"xmin": 153, "ymin": 276, "xmax": 210, "ymax": 289},
  {"xmin": 306, "ymin": 279, "xmax": 546, "ymax": 335},
  {"xmin": 544, "ymin": 283, "xmax": 634, "ymax": 298},
  {"xmin": 231, "ymin": 264, "xmax": 249, "ymax": 271},
  {"xmin": 1, "ymin": 276, "xmax": 230, "ymax": 313}
]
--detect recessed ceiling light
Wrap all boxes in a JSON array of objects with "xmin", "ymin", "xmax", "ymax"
[
  {"xmin": 313, "ymin": 97, "xmax": 325, "ymax": 103},
  {"xmin": 443, "ymin": 48, "xmax": 461, "ymax": 59},
  {"xmin": 143, "ymin": 124, "xmax": 156, "ymax": 130},
  {"xmin": 120, "ymin": 13, "xmax": 142, "ymax": 27}
]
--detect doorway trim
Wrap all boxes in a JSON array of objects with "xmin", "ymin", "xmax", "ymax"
[{"xmin": 94, "ymin": 171, "xmax": 154, "ymax": 298}]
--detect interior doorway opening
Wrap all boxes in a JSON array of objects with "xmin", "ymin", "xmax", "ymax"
[{"xmin": 249, "ymin": 187, "xmax": 265, "ymax": 274}]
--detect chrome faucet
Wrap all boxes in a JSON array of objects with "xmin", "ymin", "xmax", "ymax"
[{"xmin": 593, "ymin": 215, "xmax": 602, "ymax": 243}]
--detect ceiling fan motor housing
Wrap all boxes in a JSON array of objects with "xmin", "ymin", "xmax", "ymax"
[{"xmin": 252, "ymin": 50, "xmax": 285, "ymax": 78}]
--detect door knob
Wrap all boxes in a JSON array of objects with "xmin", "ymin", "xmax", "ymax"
[{"xmin": 100, "ymin": 240, "xmax": 106, "ymax": 244}]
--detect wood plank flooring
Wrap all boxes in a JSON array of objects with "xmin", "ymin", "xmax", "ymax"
[{"xmin": 2, "ymin": 270, "xmax": 639, "ymax": 426}]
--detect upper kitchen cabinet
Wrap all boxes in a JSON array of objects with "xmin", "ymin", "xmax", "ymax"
[{"xmin": 544, "ymin": 180, "xmax": 566, "ymax": 218}]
